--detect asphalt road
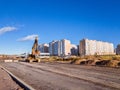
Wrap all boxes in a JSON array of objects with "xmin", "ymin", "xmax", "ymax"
[{"xmin": 0, "ymin": 62, "xmax": 120, "ymax": 90}]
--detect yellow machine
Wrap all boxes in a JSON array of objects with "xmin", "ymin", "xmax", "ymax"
[{"xmin": 26, "ymin": 37, "xmax": 41, "ymax": 62}]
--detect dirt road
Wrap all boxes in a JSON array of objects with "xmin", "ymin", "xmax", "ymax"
[
  {"xmin": 0, "ymin": 66, "xmax": 21, "ymax": 90},
  {"xmin": 0, "ymin": 62, "xmax": 120, "ymax": 90}
]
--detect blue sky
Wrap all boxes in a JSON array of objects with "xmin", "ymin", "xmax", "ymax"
[{"xmin": 0, "ymin": 0, "xmax": 120, "ymax": 54}]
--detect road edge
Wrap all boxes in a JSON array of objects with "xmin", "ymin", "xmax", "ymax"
[{"xmin": 0, "ymin": 65, "xmax": 35, "ymax": 90}]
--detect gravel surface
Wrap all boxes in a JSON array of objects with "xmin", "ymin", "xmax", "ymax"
[
  {"xmin": 0, "ymin": 66, "xmax": 22, "ymax": 90},
  {"xmin": 0, "ymin": 62, "xmax": 120, "ymax": 90}
]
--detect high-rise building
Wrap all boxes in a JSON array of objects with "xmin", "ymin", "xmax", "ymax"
[
  {"xmin": 116, "ymin": 44, "xmax": 120, "ymax": 55},
  {"xmin": 49, "ymin": 41, "xmax": 56, "ymax": 56},
  {"xmin": 79, "ymin": 39, "xmax": 115, "ymax": 56},
  {"xmin": 38, "ymin": 44, "xmax": 49, "ymax": 53},
  {"xmin": 54, "ymin": 40, "xmax": 61, "ymax": 56},
  {"xmin": 71, "ymin": 44, "xmax": 78, "ymax": 55},
  {"xmin": 61, "ymin": 39, "xmax": 71, "ymax": 56},
  {"xmin": 49, "ymin": 39, "xmax": 71, "ymax": 56}
]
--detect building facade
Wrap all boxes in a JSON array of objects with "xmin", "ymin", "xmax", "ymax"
[
  {"xmin": 49, "ymin": 41, "xmax": 56, "ymax": 55},
  {"xmin": 49, "ymin": 39, "xmax": 71, "ymax": 56},
  {"xmin": 71, "ymin": 44, "xmax": 78, "ymax": 56},
  {"xmin": 61, "ymin": 39, "xmax": 71, "ymax": 56},
  {"xmin": 38, "ymin": 44, "xmax": 49, "ymax": 53},
  {"xmin": 116, "ymin": 44, "xmax": 120, "ymax": 55},
  {"xmin": 54, "ymin": 40, "xmax": 61, "ymax": 56},
  {"xmin": 79, "ymin": 39, "xmax": 114, "ymax": 56}
]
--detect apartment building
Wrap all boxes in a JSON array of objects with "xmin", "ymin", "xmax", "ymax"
[
  {"xmin": 54, "ymin": 40, "xmax": 61, "ymax": 56},
  {"xmin": 79, "ymin": 39, "xmax": 114, "ymax": 56},
  {"xmin": 38, "ymin": 43, "xmax": 49, "ymax": 53},
  {"xmin": 71, "ymin": 44, "xmax": 78, "ymax": 55},
  {"xmin": 61, "ymin": 39, "xmax": 71, "ymax": 56},
  {"xmin": 49, "ymin": 41, "xmax": 56, "ymax": 56},
  {"xmin": 49, "ymin": 39, "xmax": 71, "ymax": 56},
  {"xmin": 116, "ymin": 44, "xmax": 120, "ymax": 55}
]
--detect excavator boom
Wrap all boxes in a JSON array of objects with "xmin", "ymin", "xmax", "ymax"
[{"xmin": 26, "ymin": 37, "xmax": 40, "ymax": 62}]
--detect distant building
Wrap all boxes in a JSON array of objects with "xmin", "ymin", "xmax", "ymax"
[
  {"xmin": 116, "ymin": 44, "xmax": 120, "ymax": 55},
  {"xmin": 79, "ymin": 39, "xmax": 115, "ymax": 56},
  {"xmin": 39, "ymin": 53, "xmax": 50, "ymax": 58},
  {"xmin": 54, "ymin": 40, "xmax": 61, "ymax": 56},
  {"xmin": 49, "ymin": 39, "xmax": 71, "ymax": 56},
  {"xmin": 77, "ymin": 45, "xmax": 80, "ymax": 55},
  {"xmin": 71, "ymin": 44, "xmax": 78, "ymax": 56},
  {"xmin": 38, "ymin": 44, "xmax": 49, "ymax": 53},
  {"xmin": 49, "ymin": 40, "xmax": 57, "ymax": 56},
  {"xmin": 61, "ymin": 39, "xmax": 71, "ymax": 56}
]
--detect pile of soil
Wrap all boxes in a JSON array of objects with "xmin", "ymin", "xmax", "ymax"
[{"xmin": 71, "ymin": 59, "xmax": 120, "ymax": 67}]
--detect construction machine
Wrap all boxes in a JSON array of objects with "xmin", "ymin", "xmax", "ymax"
[{"xmin": 26, "ymin": 37, "xmax": 41, "ymax": 62}]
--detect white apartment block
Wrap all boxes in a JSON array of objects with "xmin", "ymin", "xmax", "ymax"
[
  {"xmin": 49, "ymin": 39, "xmax": 71, "ymax": 56},
  {"xmin": 80, "ymin": 39, "xmax": 115, "ymax": 56},
  {"xmin": 38, "ymin": 43, "xmax": 49, "ymax": 53},
  {"xmin": 61, "ymin": 39, "xmax": 71, "ymax": 56}
]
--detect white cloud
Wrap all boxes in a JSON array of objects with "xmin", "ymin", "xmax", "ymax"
[
  {"xmin": 18, "ymin": 34, "xmax": 38, "ymax": 41},
  {"xmin": 0, "ymin": 26, "xmax": 17, "ymax": 35}
]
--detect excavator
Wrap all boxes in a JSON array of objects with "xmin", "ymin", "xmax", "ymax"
[{"xmin": 26, "ymin": 37, "xmax": 41, "ymax": 62}]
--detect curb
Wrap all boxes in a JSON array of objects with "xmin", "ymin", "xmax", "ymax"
[{"xmin": 0, "ymin": 65, "xmax": 35, "ymax": 90}]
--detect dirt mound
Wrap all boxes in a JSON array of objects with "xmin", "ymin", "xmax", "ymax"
[
  {"xmin": 70, "ymin": 59, "xmax": 86, "ymax": 65},
  {"xmin": 70, "ymin": 60, "xmax": 76, "ymax": 64},
  {"xmin": 79, "ymin": 60, "xmax": 94, "ymax": 65},
  {"xmin": 75, "ymin": 60, "xmax": 84, "ymax": 65},
  {"xmin": 107, "ymin": 60, "xmax": 119, "ymax": 67},
  {"xmin": 71, "ymin": 59, "xmax": 96, "ymax": 65},
  {"xmin": 79, "ymin": 60, "xmax": 86, "ymax": 65},
  {"xmin": 118, "ymin": 62, "xmax": 120, "ymax": 66},
  {"xmin": 86, "ymin": 60, "xmax": 95, "ymax": 65},
  {"xmin": 71, "ymin": 59, "xmax": 120, "ymax": 67},
  {"xmin": 95, "ymin": 60, "xmax": 110, "ymax": 66}
]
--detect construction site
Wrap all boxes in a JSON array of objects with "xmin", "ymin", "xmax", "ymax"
[{"xmin": 0, "ymin": 37, "xmax": 120, "ymax": 90}]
